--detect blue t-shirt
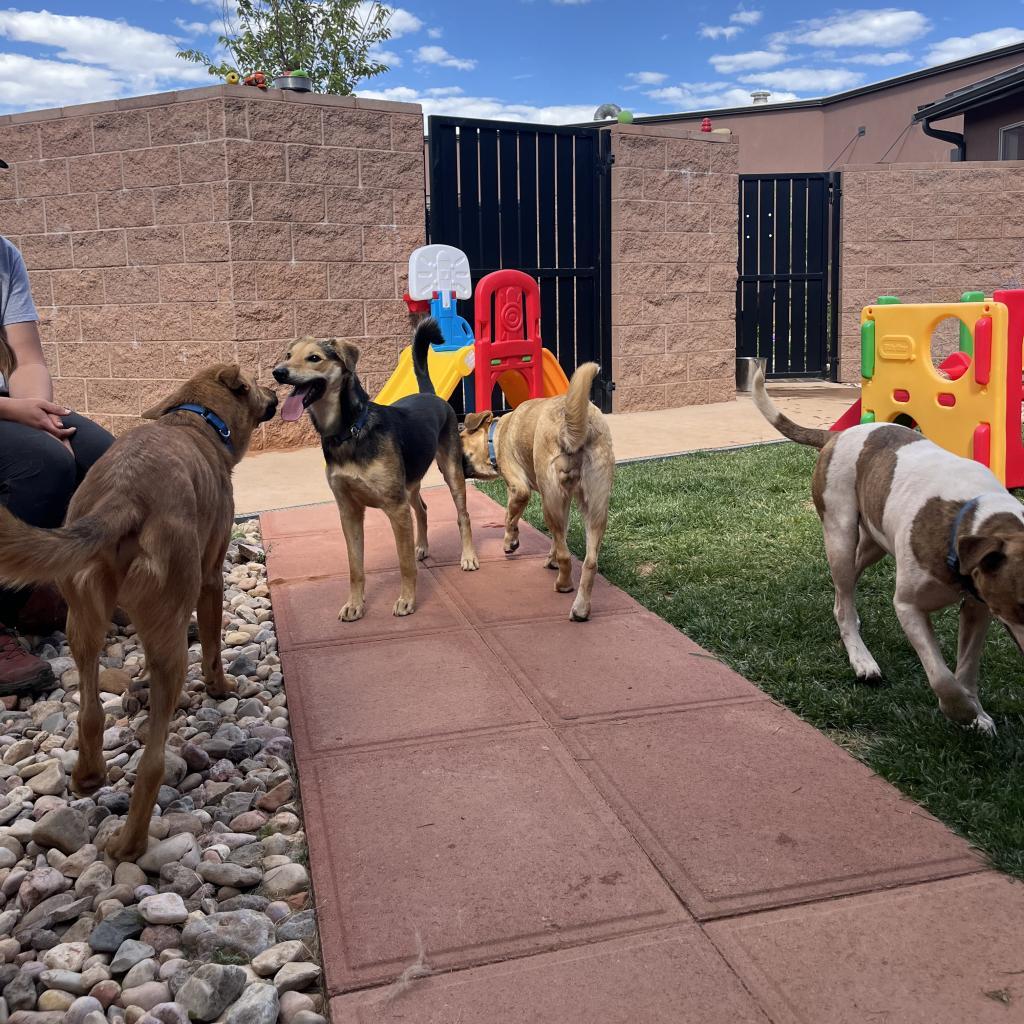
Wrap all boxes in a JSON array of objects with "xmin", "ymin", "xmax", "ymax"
[
  {"xmin": 0, "ymin": 236, "xmax": 39, "ymax": 392},
  {"xmin": 0, "ymin": 236, "xmax": 38, "ymax": 328}
]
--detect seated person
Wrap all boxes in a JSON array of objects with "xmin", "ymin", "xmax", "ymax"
[{"xmin": 0, "ymin": 233, "xmax": 113, "ymax": 696}]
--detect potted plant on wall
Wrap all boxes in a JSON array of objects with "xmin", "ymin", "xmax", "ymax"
[
  {"xmin": 178, "ymin": 0, "xmax": 393, "ymax": 97},
  {"xmin": 273, "ymin": 67, "xmax": 314, "ymax": 92}
]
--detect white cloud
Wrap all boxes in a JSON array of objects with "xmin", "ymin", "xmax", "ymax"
[
  {"xmin": 356, "ymin": 3, "xmax": 423, "ymax": 37},
  {"xmin": 0, "ymin": 10, "xmax": 208, "ymax": 78},
  {"xmin": 700, "ymin": 25, "xmax": 742, "ymax": 40},
  {"xmin": 710, "ymin": 49, "xmax": 788, "ymax": 73},
  {"xmin": 730, "ymin": 9, "xmax": 762, "ymax": 26},
  {"xmin": 0, "ymin": 9, "xmax": 211, "ymax": 108},
  {"xmin": 701, "ymin": 6, "xmax": 762, "ymax": 40},
  {"xmin": 836, "ymin": 50, "xmax": 912, "ymax": 66},
  {"xmin": 628, "ymin": 71, "xmax": 668, "ymax": 85},
  {"xmin": 0, "ymin": 51, "xmax": 122, "ymax": 113},
  {"xmin": 357, "ymin": 84, "xmax": 597, "ymax": 125},
  {"xmin": 415, "ymin": 45, "xmax": 476, "ymax": 71},
  {"xmin": 772, "ymin": 9, "xmax": 930, "ymax": 48},
  {"xmin": 369, "ymin": 47, "xmax": 402, "ymax": 66},
  {"xmin": 740, "ymin": 67, "xmax": 864, "ymax": 93},
  {"xmin": 925, "ymin": 28, "xmax": 1024, "ymax": 66},
  {"xmin": 174, "ymin": 15, "xmax": 233, "ymax": 37},
  {"xmin": 552, "ymin": 0, "xmax": 592, "ymax": 5},
  {"xmin": 646, "ymin": 81, "xmax": 800, "ymax": 108},
  {"xmin": 427, "ymin": 27, "xmax": 443, "ymax": 38},
  {"xmin": 426, "ymin": 85, "xmax": 464, "ymax": 96}
]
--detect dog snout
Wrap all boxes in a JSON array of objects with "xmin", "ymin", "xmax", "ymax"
[{"xmin": 272, "ymin": 365, "xmax": 289, "ymax": 384}]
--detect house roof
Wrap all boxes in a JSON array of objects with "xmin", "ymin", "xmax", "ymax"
[
  {"xmin": 912, "ymin": 61, "xmax": 1024, "ymax": 123},
  {"xmin": 585, "ymin": 40, "xmax": 1024, "ymax": 127}
]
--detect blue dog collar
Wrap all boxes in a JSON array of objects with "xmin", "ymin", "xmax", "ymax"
[
  {"xmin": 487, "ymin": 418, "xmax": 499, "ymax": 468},
  {"xmin": 947, "ymin": 496, "xmax": 981, "ymax": 598},
  {"xmin": 165, "ymin": 403, "xmax": 233, "ymax": 453}
]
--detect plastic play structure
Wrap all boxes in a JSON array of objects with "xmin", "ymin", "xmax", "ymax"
[
  {"xmin": 832, "ymin": 289, "xmax": 1024, "ymax": 487},
  {"xmin": 374, "ymin": 244, "xmax": 570, "ymax": 411}
]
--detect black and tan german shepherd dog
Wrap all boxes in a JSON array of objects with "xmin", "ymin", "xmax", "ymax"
[{"xmin": 272, "ymin": 319, "xmax": 479, "ymax": 621}]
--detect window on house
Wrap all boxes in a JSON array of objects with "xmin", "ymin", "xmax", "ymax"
[{"xmin": 999, "ymin": 121, "xmax": 1024, "ymax": 159}]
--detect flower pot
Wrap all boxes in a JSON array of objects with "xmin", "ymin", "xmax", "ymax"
[{"xmin": 273, "ymin": 75, "xmax": 312, "ymax": 93}]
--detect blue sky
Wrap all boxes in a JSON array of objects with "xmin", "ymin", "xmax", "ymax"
[{"xmin": 1, "ymin": 3, "xmax": 1024, "ymax": 120}]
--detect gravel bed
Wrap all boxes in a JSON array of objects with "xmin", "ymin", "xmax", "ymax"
[{"xmin": 0, "ymin": 521, "xmax": 326, "ymax": 1024}]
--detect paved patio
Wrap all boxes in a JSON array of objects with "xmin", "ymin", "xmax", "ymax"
[{"xmin": 263, "ymin": 486, "xmax": 1024, "ymax": 1024}]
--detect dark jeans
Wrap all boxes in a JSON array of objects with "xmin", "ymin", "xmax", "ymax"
[{"xmin": 0, "ymin": 411, "xmax": 114, "ymax": 621}]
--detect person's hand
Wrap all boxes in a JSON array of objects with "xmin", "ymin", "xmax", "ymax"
[
  {"xmin": 0, "ymin": 398, "xmax": 76, "ymax": 443},
  {"xmin": 47, "ymin": 414, "xmax": 75, "ymax": 455}
]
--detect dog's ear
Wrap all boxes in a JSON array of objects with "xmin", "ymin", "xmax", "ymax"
[
  {"xmin": 463, "ymin": 411, "xmax": 493, "ymax": 434},
  {"xmin": 217, "ymin": 364, "xmax": 250, "ymax": 395},
  {"xmin": 323, "ymin": 339, "xmax": 359, "ymax": 371},
  {"xmin": 958, "ymin": 534, "xmax": 1007, "ymax": 576}
]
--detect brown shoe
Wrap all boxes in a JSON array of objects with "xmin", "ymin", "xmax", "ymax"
[
  {"xmin": 0, "ymin": 627, "xmax": 54, "ymax": 697},
  {"xmin": 16, "ymin": 584, "xmax": 67, "ymax": 635}
]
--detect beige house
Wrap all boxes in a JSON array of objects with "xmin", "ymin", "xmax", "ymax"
[{"xmin": 620, "ymin": 42, "xmax": 1024, "ymax": 173}]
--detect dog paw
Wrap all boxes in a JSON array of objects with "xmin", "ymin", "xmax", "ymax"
[
  {"xmin": 555, "ymin": 580, "xmax": 575, "ymax": 594},
  {"xmin": 339, "ymin": 602, "xmax": 365, "ymax": 622},
  {"xmin": 971, "ymin": 711, "xmax": 997, "ymax": 736},
  {"xmin": 544, "ymin": 557, "xmax": 558, "ymax": 570},
  {"xmin": 854, "ymin": 670, "xmax": 883, "ymax": 686},
  {"xmin": 415, "ymin": 545, "xmax": 429, "ymax": 561},
  {"xmin": 393, "ymin": 596, "xmax": 416, "ymax": 617},
  {"xmin": 504, "ymin": 537, "xmax": 520, "ymax": 554},
  {"xmin": 460, "ymin": 552, "xmax": 480, "ymax": 571},
  {"xmin": 71, "ymin": 769, "xmax": 107, "ymax": 797},
  {"xmin": 205, "ymin": 675, "xmax": 236, "ymax": 699},
  {"xmin": 570, "ymin": 603, "xmax": 590, "ymax": 622},
  {"xmin": 106, "ymin": 831, "xmax": 149, "ymax": 864}
]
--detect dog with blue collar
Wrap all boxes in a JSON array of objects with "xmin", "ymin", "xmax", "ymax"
[
  {"xmin": 0, "ymin": 362, "xmax": 278, "ymax": 862},
  {"xmin": 753, "ymin": 367, "xmax": 1024, "ymax": 736}
]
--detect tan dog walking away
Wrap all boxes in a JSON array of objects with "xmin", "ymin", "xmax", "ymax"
[
  {"xmin": 752, "ymin": 366, "xmax": 1024, "ymax": 735},
  {"xmin": 460, "ymin": 362, "xmax": 614, "ymax": 621},
  {"xmin": 0, "ymin": 365, "xmax": 277, "ymax": 860}
]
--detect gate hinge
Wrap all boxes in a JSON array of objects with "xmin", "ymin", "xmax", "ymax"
[{"xmin": 598, "ymin": 152, "xmax": 616, "ymax": 173}]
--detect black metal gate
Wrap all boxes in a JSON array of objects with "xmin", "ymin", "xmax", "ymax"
[
  {"xmin": 737, "ymin": 173, "xmax": 841, "ymax": 379},
  {"xmin": 426, "ymin": 115, "xmax": 614, "ymax": 412}
]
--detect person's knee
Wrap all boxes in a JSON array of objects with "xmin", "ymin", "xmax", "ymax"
[{"xmin": 8, "ymin": 441, "xmax": 76, "ymax": 529}]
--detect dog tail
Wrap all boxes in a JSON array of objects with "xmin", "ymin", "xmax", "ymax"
[
  {"xmin": 411, "ymin": 318, "xmax": 439, "ymax": 395},
  {"xmin": 0, "ymin": 505, "xmax": 130, "ymax": 589},
  {"xmin": 560, "ymin": 361, "xmax": 600, "ymax": 454},
  {"xmin": 750, "ymin": 366, "xmax": 831, "ymax": 449}
]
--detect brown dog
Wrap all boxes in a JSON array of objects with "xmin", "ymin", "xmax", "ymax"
[
  {"xmin": 460, "ymin": 363, "xmax": 614, "ymax": 621},
  {"xmin": 0, "ymin": 365, "xmax": 277, "ymax": 860}
]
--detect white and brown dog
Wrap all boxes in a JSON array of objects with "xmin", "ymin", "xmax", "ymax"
[
  {"xmin": 753, "ymin": 368, "xmax": 1024, "ymax": 734},
  {"xmin": 460, "ymin": 363, "xmax": 614, "ymax": 621}
]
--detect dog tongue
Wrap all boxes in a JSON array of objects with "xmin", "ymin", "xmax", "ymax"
[{"xmin": 281, "ymin": 384, "xmax": 311, "ymax": 422}]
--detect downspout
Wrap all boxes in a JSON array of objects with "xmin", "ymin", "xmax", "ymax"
[{"xmin": 919, "ymin": 115, "xmax": 966, "ymax": 160}]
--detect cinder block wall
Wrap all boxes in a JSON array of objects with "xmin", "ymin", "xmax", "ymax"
[
  {"xmin": 840, "ymin": 161, "xmax": 1024, "ymax": 382},
  {"xmin": 608, "ymin": 124, "xmax": 739, "ymax": 412},
  {"xmin": 0, "ymin": 86, "xmax": 424, "ymax": 450}
]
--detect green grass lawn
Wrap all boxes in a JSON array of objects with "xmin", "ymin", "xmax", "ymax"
[{"xmin": 478, "ymin": 443, "xmax": 1024, "ymax": 879}]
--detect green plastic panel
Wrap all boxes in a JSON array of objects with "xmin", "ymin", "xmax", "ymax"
[{"xmin": 861, "ymin": 320, "xmax": 876, "ymax": 380}]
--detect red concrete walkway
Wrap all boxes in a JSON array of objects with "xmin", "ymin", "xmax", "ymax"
[{"xmin": 263, "ymin": 487, "xmax": 1024, "ymax": 1023}]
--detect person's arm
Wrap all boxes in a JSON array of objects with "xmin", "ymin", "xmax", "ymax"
[
  {"xmin": 0, "ymin": 246, "xmax": 74, "ymax": 444},
  {"xmin": 5, "ymin": 321, "xmax": 53, "ymax": 402}
]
